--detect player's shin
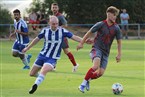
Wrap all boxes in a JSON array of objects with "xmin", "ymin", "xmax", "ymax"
[
  {"xmin": 84, "ymin": 68, "xmax": 95, "ymax": 81},
  {"xmin": 90, "ymin": 72, "xmax": 102, "ymax": 80},
  {"xmin": 22, "ymin": 54, "xmax": 29, "ymax": 66},
  {"xmin": 67, "ymin": 52, "xmax": 77, "ymax": 66},
  {"xmin": 34, "ymin": 74, "xmax": 45, "ymax": 86}
]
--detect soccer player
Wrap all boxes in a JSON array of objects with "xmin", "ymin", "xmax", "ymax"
[
  {"xmin": 22, "ymin": 16, "xmax": 82, "ymax": 94},
  {"xmin": 77, "ymin": 6, "xmax": 122, "ymax": 93},
  {"xmin": 51, "ymin": 3, "xmax": 79, "ymax": 72},
  {"xmin": 9, "ymin": 9, "xmax": 32, "ymax": 70}
]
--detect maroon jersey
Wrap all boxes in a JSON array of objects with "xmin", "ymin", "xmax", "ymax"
[{"xmin": 90, "ymin": 20, "xmax": 122, "ymax": 54}]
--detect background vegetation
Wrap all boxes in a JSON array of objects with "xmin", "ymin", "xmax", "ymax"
[
  {"xmin": 0, "ymin": 5, "xmax": 13, "ymax": 37},
  {"xmin": 28, "ymin": 0, "xmax": 145, "ymax": 24}
]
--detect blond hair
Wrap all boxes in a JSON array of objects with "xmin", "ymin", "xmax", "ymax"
[{"xmin": 106, "ymin": 6, "xmax": 120, "ymax": 16}]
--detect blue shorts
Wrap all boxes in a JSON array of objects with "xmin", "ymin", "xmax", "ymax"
[
  {"xmin": 34, "ymin": 54, "xmax": 57, "ymax": 68},
  {"xmin": 12, "ymin": 41, "xmax": 28, "ymax": 54},
  {"xmin": 90, "ymin": 48, "xmax": 108, "ymax": 69},
  {"xmin": 62, "ymin": 37, "xmax": 69, "ymax": 49}
]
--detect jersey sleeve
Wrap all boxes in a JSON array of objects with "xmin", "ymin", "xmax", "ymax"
[
  {"xmin": 115, "ymin": 25, "xmax": 122, "ymax": 40},
  {"xmin": 63, "ymin": 28, "xmax": 73, "ymax": 38},
  {"xmin": 37, "ymin": 28, "xmax": 45, "ymax": 39},
  {"xmin": 90, "ymin": 21, "xmax": 103, "ymax": 33},
  {"xmin": 59, "ymin": 15, "xmax": 67, "ymax": 25}
]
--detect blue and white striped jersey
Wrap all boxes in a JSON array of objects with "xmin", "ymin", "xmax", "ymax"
[
  {"xmin": 14, "ymin": 18, "xmax": 29, "ymax": 45},
  {"xmin": 38, "ymin": 26, "xmax": 73, "ymax": 59}
]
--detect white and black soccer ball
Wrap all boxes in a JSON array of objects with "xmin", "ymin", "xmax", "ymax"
[{"xmin": 112, "ymin": 83, "xmax": 123, "ymax": 95}]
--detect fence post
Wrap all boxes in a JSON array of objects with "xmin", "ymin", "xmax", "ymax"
[{"xmin": 137, "ymin": 24, "xmax": 141, "ymax": 39}]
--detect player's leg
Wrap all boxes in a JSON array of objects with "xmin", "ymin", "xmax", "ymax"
[
  {"xmin": 29, "ymin": 64, "xmax": 54, "ymax": 94},
  {"xmin": 12, "ymin": 41, "xmax": 20, "ymax": 57},
  {"xmin": 86, "ymin": 54, "xmax": 108, "ymax": 91},
  {"xmin": 29, "ymin": 65, "xmax": 41, "ymax": 77},
  {"xmin": 12, "ymin": 51, "xmax": 19, "ymax": 57},
  {"xmin": 124, "ymin": 25, "xmax": 128, "ymax": 39},
  {"xmin": 19, "ymin": 44, "xmax": 31, "ymax": 69},
  {"xmin": 29, "ymin": 58, "xmax": 56, "ymax": 94},
  {"xmin": 63, "ymin": 48, "xmax": 79, "ymax": 72},
  {"xmin": 19, "ymin": 53, "xmax": 30, "ymax": 69},
  {"xmin": 62, "ymin": 38, "xmax": 78, "ymax": 72},
  {"xmin": 78, "ymin": 48, "xmax": 102, "ymax": 93},
  {"xmin": 78, "ymin": 57, "xmax": 101, "ymax": 93},
  {"xmin": 29, "ymin": 55, "xmax": 44, "ymax": 77},
  {"xmin": 121, "ymin": 25, "xmax": 125, "ymax": 39},
  {"xmin": 12, "ymin": 41, "xmax": 29, "ymax": 69},
  {"xmin": 90, "ymin": 54, "xmax": 108, "ymax": 80}
]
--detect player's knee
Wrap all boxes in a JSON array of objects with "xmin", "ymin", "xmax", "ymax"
[
  {"xmin": 29, "ymin": 73, "xmax": 35, "ymax": 77},
  {"xmin": 12, "ymin": 53, "xmax": 18, "ymax": 57},
  {"xmin": 94, "ymin": 72, "xmax": 103, "ymax": 79},
  {"xmin": 98, "ymin": 73, "xmax": 103, "ymax": 77},
  {"xmin": 63, "ymin": 49, "xmax": 69, "ymax": 54}
]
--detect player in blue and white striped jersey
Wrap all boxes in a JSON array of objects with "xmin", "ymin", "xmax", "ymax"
[
  {"xmin": 9, "ymin": 9, "xmax": 32, "ymax": 70},
  {"xmin": 22, "ymin": 16, "xmax": 82, "ymax": 94}
]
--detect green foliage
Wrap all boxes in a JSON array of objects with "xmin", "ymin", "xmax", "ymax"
[
  {"xmin": 0, "ymin": 5, "xmax": 13, "ymax": 37},
  {"xmin": 0, "ymin": 6, "xmax": 13, "ymax": 24},
  {"xmin": 27, "ymin": 0, "xmax": 145, "ymax": 24}
]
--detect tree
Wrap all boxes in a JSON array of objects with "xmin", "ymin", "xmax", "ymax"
[
  {"xmin": 28, "ymin": 0, "xmax": 145, "ymax": 24},
  {"xmin": 0, "ymin": 5, "xmax": 13, "ymax": 37},
  {"xmin": 0, "ymin": 5, "xmax": 13, "ymax": 24}
]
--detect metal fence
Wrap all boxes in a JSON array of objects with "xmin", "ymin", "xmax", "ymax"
[{"xmin": 0, "ymin": 23, "xmax": 145, "ymax": 39}]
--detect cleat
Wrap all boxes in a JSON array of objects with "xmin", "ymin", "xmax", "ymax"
[
  {"xmin": 23, "ymin": 65, "xmax": 30, "ymax": 70},
  {"xmin": 86, "ymin": 81, "xmax": 90, "ymax": 91},
  {"xmin": 29, "ymin": 84, "xmax": 38, "ymax": 94},
  {"xmin": 27, "ymin": 54, "xmax": 32, "ymax": 63},
  {"xmin": 78, "ymin": 85, "xmax": 85, "ymax": 93},
  {"xmin": 72, "ymin": 64, "xmax": 79, "ymax": 72}
]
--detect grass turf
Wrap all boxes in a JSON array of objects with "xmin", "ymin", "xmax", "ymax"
[{"xmin": 0, "ymin": 39, "xmax": 144, "ymax": 97}]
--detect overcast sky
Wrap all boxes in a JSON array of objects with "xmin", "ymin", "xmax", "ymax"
[{"xmin": 1, "ymin": 0, "xmax": 33, "ymax": 16}]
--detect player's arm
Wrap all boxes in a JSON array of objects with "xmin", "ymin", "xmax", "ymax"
[
  {"xmin": 9, "ymin": 31, "xmax": 16, "ymax": 40},
  {"xmin": 71, "ymin": 35, "xmax": 82, "ymax": 42},
  {"xmin": 17, "ymin": 23, "xmax": 29, "ymax": 36},
  {"xmin": 60, "ymin": 16, "xmax": 68, "ymax": 28},
  {"xmin": 116, "ymin": 39, "xmax": 122, "ymax": 63},
  {"xmin": 23, "ymin": 28, "xmax": 45, "ymax": 53},
  {"xmin": 77, "ymin": 30, "xmax": 92, "ymax": 50},
  {"xmin": 77, "ymin": 22, "xmax": 102, "ymax": 50},
  {"xmin": 22, "ymin": 37, "xmax": 40, "ymax": 53},
  {"xmin": 16, "ymin": 29, "xmax": 28, "ymax": 36},
  {"xmin": 126, "ymin": 14, "xmax": 130, "ymax": 20}
]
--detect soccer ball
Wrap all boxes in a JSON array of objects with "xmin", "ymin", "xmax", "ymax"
[{"xmin": 112, "ymin": 83, "xmax": 123, "ymax": 95}]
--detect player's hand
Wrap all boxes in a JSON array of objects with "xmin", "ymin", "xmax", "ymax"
[
  {"xmin": 85, "ymin": 38, "xmax": 94, "ymax": 44},
  {"xmin": 9, "ymin": 34, "xmax": 12, "ymax": 41},
  {"xmin": 16, "ymin": 30, "xmax": 20, "ymax": 33},
  {"xmin": 22, "ymin": 47, "xmax": 28, "ymax": 53},
  {"xmin": 9, "ymin": 33, "xmax": 14, "ymax": 41},
  {"xmin": 77, "ymin": 43, "xmax": 83, "ymax": 51},
  {"xmin": 116, "ymin": 54, "xmax": 121, "ymax": 63}
]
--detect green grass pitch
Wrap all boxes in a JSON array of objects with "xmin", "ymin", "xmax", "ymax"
[{"xmin": 0, "ymin": 39, "xmax": 144, "ymax": 97}]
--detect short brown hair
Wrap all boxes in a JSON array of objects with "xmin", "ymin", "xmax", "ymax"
[
  {"xmin": 51, "ymin": 3, "xmax": 58, "ymax": 6},
  {"xmin": 13, "ymin": 9, "xmax": 20, "ymax": 14},
  {"xmin": 106, "ymin": 6, "xmax": 120, "ymax": 16}
]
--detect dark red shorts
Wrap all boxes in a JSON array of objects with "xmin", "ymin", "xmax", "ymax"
[{"xmin": 62, "ymin": 37, "xmax": 69, "ymax": 49}]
